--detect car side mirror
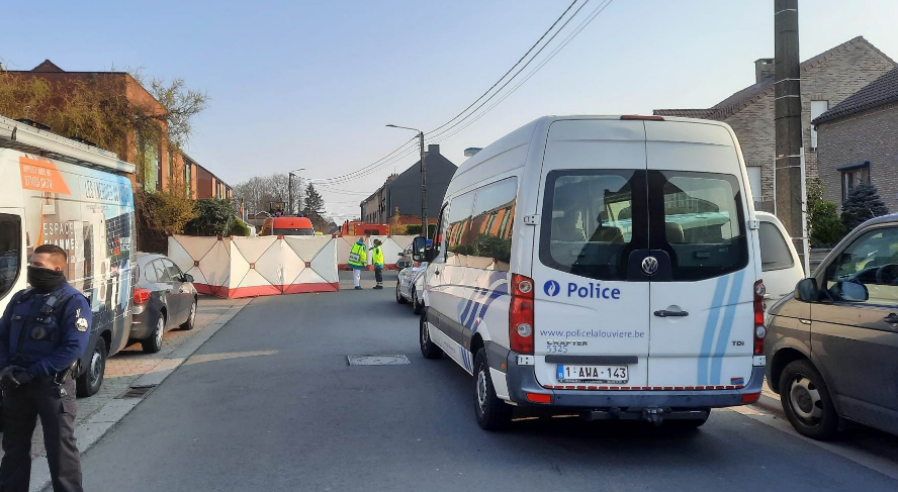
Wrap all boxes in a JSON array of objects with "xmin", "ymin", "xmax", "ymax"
[
  {"xmin": 830, "ymin": 280, "xmax": 869, "ymax": 302},
  {"xmin": 181, "ymin": 274, "xmax": 194, "ymax": 283},
  {"xmin": 397, "ymin": 252, "xmax": 405, "ymax": 257},
  {"xmin": 412, "ymin": 236, "xmax": 428, "ymax": 262},
  {"xmin": 795, "ymin": 278, "xmax": 819, "ymax": 302}
]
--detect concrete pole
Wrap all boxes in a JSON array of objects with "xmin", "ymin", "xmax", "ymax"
[
  {"xmin": 774, "ymin": 0, "xmax": 805, "ymax": 267},
  {"xmin": 420, "ymin": 131, "xmax": 428, "ymax": 240},
  {"xmin": 288, "ymin": 173, "xmax": 294, "ymax": 216}
]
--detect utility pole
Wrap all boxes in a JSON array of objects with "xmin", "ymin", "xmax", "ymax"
[
  {"xmin": 774, "ymin": 0, "xmax": 805, "ymax": 269},
  {"xmin": 419, "ymin": 131, "xmax": 428, "ymax": 240},
  {"xmin": 386, "ymin": 124, "xmax": 428, "ymax": 240},
  {"xmin": 288, "ymin": 174, "xmax": 293, "ymax": 216}
]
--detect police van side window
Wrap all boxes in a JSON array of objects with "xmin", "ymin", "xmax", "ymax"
[
  {"xmin": 432, "ymin": 204, "xmax": 448, "ymax": 261},
  {"xmin": 654, "ymin": 171, "xmax": 748, "ymax": 281},
  {"xmin": 540, "ymin": 170, "xmax": 646, "ymax": 281},
  {"xmin": 446, "ymin": 191, "xmax": 476, "ymax": 267},
  {"xmin": 0, "ymin": 214, "xmax": 22, "ymax": 300},
  {"xmin": 466, "ymin": 178, "xmax": 517, "ymax": 272}
]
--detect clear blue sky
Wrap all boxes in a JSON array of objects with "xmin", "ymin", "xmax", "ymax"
[{"xmin": 3, "ymin": 0, "xmax": 897, "ymax": 219}]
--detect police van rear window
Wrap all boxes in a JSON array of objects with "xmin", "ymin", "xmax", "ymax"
[{"xmin": 540, "ymin": 170, "xmax": 747, "ymax": 282}]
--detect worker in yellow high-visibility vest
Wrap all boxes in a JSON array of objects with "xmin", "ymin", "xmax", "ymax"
[
  {"xmin": 348, "ymin": 238, "xmax": 368, "ymax": 290},
  {"xmin": 371, "ymin": 239, "xmax": 385, "ymax": 289}
]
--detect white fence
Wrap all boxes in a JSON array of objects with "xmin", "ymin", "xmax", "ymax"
[{"xmin": 168, "ymin": 235, "xmax": 339, "ymax": 299}]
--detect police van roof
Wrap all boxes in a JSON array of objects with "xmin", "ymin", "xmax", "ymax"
[{"xmin": 0, "ymin": 114, "xmax": 136, "ymax": 175}]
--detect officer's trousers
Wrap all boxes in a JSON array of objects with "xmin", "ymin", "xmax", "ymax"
[
  {"xmin": 374, "ymin": 267, "xmax": 383, "ymax": 287},
  {"xmin": 353, "ymin": 268, "xmax": 362, "ymax": 288},
  {"xmin": 0, "ymin": 377, "xmax": 82, "ymax": 492}
]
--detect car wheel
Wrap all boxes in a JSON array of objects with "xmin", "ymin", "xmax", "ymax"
[
  {"xmin": 420, "ymin": 313, "xmax": 442, "ymax": 360},
  {"xmin": 180, "ymin": 299, "xmax": 197, "ymax": 331},
  {"xmin": 412, "ymin": 287, "xmax": 423, "ymax": 315},
  {"xmin": 76, "ymin": 340, "xmax": 107, "ymax": 397},
  {"xmin": 396, "ymin": 282, "xmax": 408, "ymax": 304},
  {"xmin": 473, "ymin": 348, "xmax": 512, "ymax": 431},
  {"xmin": 780, "ymin": 359, "xmax": 839, "ymax": 440},
  {"xmin": 142, "ymin": 314, "xmax": 165, "ymax": 354}
]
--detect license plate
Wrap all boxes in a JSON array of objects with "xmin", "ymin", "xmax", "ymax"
[{"xmin": 556, "ymin": 364, "xmax": 628, "ymax": 383}]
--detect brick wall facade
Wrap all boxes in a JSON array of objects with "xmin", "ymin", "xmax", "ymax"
[
  {"xmin": 719, "ymin": 40, "xmax": 895, "ymax": 211},
  {"xmin": 816, "ymin": 102, "xmax": 898, "ymax": 212}
]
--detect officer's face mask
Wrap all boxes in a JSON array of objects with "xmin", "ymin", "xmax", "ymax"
[{"xmin": 27, "ymin": 266, "xmax": 66, "ymax": 293}]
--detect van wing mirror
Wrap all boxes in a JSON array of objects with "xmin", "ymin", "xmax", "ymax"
[
  {"xmin": 412, "ymin": 236, "xmax": 428, "ymax": 262},
  {"xmin": 795, "ymin": 278, "xmax": 819, "ymax": 302},
  {"xmin": 830, "ymin": 280, "xmax": 869, "ymax": 303}
]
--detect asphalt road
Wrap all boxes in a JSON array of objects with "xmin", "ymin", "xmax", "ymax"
[{"xmin": 78, "ymin": 272, "xmax": 898, "ymax": 492}]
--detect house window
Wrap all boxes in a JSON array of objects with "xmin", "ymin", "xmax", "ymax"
[
  {"xmin": 810, "ymin": 100, "xmax": 829, "ymax": 149},
  {"xmin": 747, "ymin": 167, "xmax": 763, "ymax": 201},
  {"xmin": 184, "ymin": 163, "xmax": 192, "ymax": 197},
  {"xmin": 839, "ymin": 162, "xmax": 871, "ymax": 202}
]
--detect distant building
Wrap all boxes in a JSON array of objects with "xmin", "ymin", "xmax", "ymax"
[
  {"xmin": 655, "ymin": 37, "xmax": 895, "ymax": 212},
  {"xmin": 360, "ymin": 144, "xmax": 457, "ymax": 224},
  {"xmin": 813, "ymin": 66, "xmax": 898, "ymax": 212},
  {"xmin": 1, "ymin": 60, "xmax": 232, "ymax": 197}
]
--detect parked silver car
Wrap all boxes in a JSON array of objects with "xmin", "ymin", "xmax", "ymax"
[
  {"xmin": 395, "ymin": 244, "xmax": 427, "ymax": 314},
  {"xmin": 765, "ymin": 214, "xmax": 898, "ymax": 440}
]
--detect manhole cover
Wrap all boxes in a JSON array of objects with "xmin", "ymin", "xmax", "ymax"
[
  {"xmin": 347, "ymin": 355, "xmax": 411, "ymax": 366},
  {"xmin": 116, "ymin": 384, "xmax": 158, "ymax": 399}
]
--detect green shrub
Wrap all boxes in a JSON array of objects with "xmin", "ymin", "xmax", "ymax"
[
  {"xmin": 841, "ymin": 183, "xmax": 889, "ymax": 232},
  {"xmin": 807, "ymin": 178, "xmax": 846, "ymax": 248},
  {"xmin": 185, "ymin": 199, "xmax": 236, "ymax": 236},
  {"xmin": 228, "ymin": 218, "xmax": 251, "ymax": 237}
]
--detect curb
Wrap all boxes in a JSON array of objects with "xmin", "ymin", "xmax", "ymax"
[{"xmin": 30, "ymin": 302, "xmax": 248, "ymax": 492}]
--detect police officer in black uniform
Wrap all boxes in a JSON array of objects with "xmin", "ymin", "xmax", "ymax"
[{"xmin": 0, "ymin": 244, "xmax": 92, "ymax": 492}]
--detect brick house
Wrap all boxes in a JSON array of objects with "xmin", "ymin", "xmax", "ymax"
[
  {"xmin": 360, "ymin": 144, "xmax": 457, "ymax": 224},
  {"xmin": 812, "ymin": 66, "xmax": 898, "ymax": 212},
  {"xmin": 2, "ymin": 60, "xmax": 231, "ymax": 198},
  {"xmin": 655, "ymin": 37, "xmax": 895, "ymax": 212}
]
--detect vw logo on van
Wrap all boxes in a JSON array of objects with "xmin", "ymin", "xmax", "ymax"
[
  {"xmin": 642, "ymin": 256, "xmax": 659, "ymax": 276},
  {"xmin": 543, "ymin": 280, "xmax": 561, "ymax": 297}
]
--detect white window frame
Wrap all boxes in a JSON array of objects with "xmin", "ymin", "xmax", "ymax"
[{"xmin": 810, "ymin": 100, "xmax": 829, "ymax": 149}]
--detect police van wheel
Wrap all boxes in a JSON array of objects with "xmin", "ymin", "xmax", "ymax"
[
  {"xmin": 420, "ymin": 314, "xmax": 442, "ymax": 359},
  {"xmin": 142, "ymin": 316, "xmax": 165, "ymax": 354},
  {"xmin": 396, "ymin": 283, "xmax": 408, "ymax": 304},
  {"xmin": 474, "ymin": 349, "xmax": 512, "ymax": 431},
  {"xmin": 412, "ymin": 288, "xmax": 423, "ymax": 315},
  {"xmin": 76, "ymin": 341, "xmax": 106, "ymax": 397}
]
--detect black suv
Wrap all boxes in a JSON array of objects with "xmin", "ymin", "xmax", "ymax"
[{"xmin": 765, "ymin": 214, "xmax": 898, "ymax": 440}]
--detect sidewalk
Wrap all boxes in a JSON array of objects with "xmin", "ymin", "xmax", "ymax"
[{"xmin": 0, "ymin": 296, "xmax": 249, "ymax": 469}]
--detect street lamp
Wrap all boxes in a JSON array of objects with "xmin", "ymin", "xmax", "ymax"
[
  {"xmin": 288, "ymin": 168, "xmax": 305, "ymax": 216},
  {"xmin": 386, "ymin": 124, "xmax": 427, "ymax": 240}
]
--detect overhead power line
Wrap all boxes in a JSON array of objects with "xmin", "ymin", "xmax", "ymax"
[{"xmin": 429, "ymin": 0, "xmax": 615, "ymax": 146}]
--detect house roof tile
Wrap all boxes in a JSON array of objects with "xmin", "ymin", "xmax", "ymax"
[
  {"xmin": 653, "ymin": 37, "xmax": 894, "ymax": 120},
  {"xmin": 813, "ymin": 66, "xmax": 898, "ymax": 125}
]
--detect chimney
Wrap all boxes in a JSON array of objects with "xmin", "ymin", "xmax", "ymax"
[
  {"xmin": 755, "ymin": 58, "xmax": 775, "ymax": 83},
  {"xmin": 427, "ymin": 144, "xmax": 440, "ymax": 156}
]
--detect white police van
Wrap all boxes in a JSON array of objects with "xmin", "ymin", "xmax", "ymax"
[{"xmin": 413, "ymin": 115, "xmax": 766, "ymax": 430}]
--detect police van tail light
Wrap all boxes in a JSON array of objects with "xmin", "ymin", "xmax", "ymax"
[
  {"xmin": 133, "ymin": 288, "xmax": 151, "ymax": 305},
  {"xmin": 753, "ymin": 280, "xmax": 766, "ymax": 355},
  {"xmin": 510, "ymin": 274, "xmax": 534, "ymax": 355}
]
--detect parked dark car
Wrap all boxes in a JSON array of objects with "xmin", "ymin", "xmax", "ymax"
[
  {"xmin": 131, "ymin": 253, "xmax": 198, "ymax": 353},
  {"xmin": 765, "ymin": 214, "xmax": 898, "ymax": 440}
]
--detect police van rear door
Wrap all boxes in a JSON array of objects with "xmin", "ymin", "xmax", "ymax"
[
  {"xmin": 643, "ymin": 120, "xmax": 756, "ymax": 390},
  {"xmin": 532, "ymin": 118, "xmax": 650, "ymax": 389}
]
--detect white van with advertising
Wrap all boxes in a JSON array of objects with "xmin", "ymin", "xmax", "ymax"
[
  {"xmin": 412, "ymin": 115, "xmax": 767, "ymax": 430},
  {"xmin": 0, "ymin": 116, "xmax": 136, "ymax": 396}
]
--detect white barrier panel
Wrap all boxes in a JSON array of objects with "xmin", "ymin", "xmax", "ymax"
[
  {"xmin": 336, "ymin": 235, "xmax": 418, "ymax": 270},
  {"xmin": 169, "ymin": 235, "xmax": 339, "ymax": 299},
  {"xmin": 168, "ymin": 235, "xmax": 231, "ymax": 297}
]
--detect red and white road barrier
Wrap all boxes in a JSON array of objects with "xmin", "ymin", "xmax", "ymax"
[{"xmin": 168, "ymin": 235, "xmax": 339, "ymax": 299}]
